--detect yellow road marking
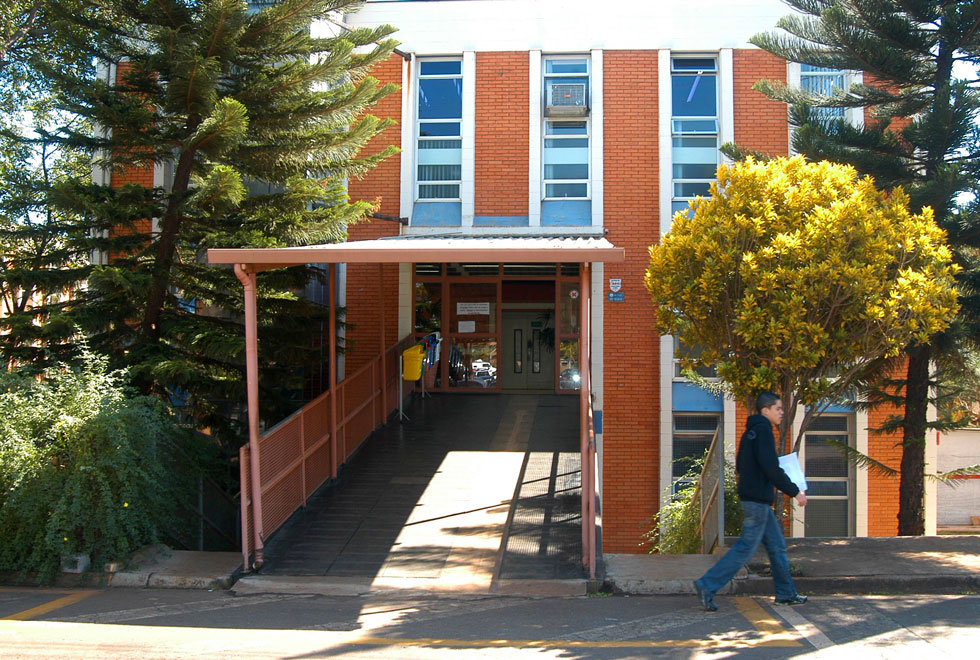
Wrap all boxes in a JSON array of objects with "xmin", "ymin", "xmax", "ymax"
[
  {"xmin": 347, "ymin": 635, "xmax": 801, "ymax": 649},
  {"xmin": 2, "ymin": 591, "xmax": 97, "ymax": 621},
  {"xmin": 735, "ymin": 596, "xmax": 803, "ymax": 644}
]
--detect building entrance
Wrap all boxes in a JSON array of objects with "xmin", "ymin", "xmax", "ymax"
[
  {"xmin": 413, "ymin": 263, "xmax": 583, "ymax": 394},
  {"xmin": 501, "ymin": 310, "xmax": 555, "ymax": 390}
]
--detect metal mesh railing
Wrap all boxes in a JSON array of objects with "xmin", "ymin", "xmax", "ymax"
[{"xmin": 240, "ymin": 334, "xmax": 416, "ymax": 568}]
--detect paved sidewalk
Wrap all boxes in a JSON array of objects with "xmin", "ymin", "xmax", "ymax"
[
  {"xmin": 602, "ymin": 535, "xmax": 980, "ymax": 596},
  {"xmin": 39, "ymin": 531, "xmax": 979, "ymax": 596}
]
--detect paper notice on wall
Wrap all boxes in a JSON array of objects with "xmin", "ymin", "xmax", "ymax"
[
  {"xmin": 457, "ymin": 302, "xmax": 490, "ymax": 315},
  {"xmin": 778, "ymin": 452, "xmax": 808, "ymax": 493},
  {"xmin": 458, "ymin": 320, "xmax": 476, "ymax": 333}
]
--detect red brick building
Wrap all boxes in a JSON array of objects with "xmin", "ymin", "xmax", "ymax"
[{"xmin": 328, "ymin": 0, "xmax": 937, "ymax": 549}]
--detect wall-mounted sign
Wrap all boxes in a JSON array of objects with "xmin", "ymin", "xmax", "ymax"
[
  {"xmin": 608, "ymin": 292, "xmax": 625, "ymax": 302},
  {"xmin": 569, "ymin": 289, "xmax": 579, "ymax": 299},
  {"xmin": 609, "ymin": 278, "xmax": 622, "ymax": 293},
  {"xmin": 457, "ymin": 302, "xmax": 490, "ymax": 315},
  {"xmin": 458, "ymin": 320, "xmax": 476, "ymax": 333}
]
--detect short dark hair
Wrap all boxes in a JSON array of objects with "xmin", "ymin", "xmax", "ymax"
[{"xmin": 755, "ymin": 391, "xmax": 781, "ymax": 413}]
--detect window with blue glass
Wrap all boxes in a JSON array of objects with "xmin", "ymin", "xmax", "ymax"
[
  {"xmin": 671, "ymin": 57, "xmax": 718, "ymax": 217},
  {"xmin": 543, "ymin": 57, "xmax": 590, "ymax": 199},
  {"xmin": 800, "ymin": 64, "xmax": 846, "ymax": 125},
  {"xmin": 417, "ymin": 59, "xmax": 462, "ymax": 200}
]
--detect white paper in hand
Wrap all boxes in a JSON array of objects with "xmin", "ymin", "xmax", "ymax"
[{"xmin": 778, "ymin": 452, "xmax": 808, "ymax": 492}]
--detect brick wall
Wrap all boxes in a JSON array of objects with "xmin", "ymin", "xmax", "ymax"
[
  {"xmin": 345, "ymin": 54, "xmax": 404, "ymax": 373},
  {"xmin": 601, "ymin": 51, "xmax": 661, "ymax": 553},
  {"xmin": 733, "ymin": 50, "xmax": 789, "ymax": 157},
  {"xmin": 108, "ymin": 63, "xmax": 155, "ymax": 242},
  {"xmin": 475, "ymin": 52, "xmax": 529, "ymax": 217},
  {"xmin": 866, "ymin": 359, "xmax": 907, "ymax": 536}
]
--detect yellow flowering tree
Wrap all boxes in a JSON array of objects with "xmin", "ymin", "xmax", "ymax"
[{"xmin": 646, "ymin": 156, "xmax": 959, "ymax": 453}]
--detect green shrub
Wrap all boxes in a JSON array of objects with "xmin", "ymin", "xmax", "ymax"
[
  {"xmin": 0, "ymin": 350, "xmax": 194, "ymax": 581},
  {"xmin": 645, "ymin": 453, "xmax": 743, "ymax": 554}
]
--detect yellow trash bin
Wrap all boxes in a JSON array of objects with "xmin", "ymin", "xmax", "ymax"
[{"xmin": 402, "ymin": 344, "xmax": 425, "ymax": 381}]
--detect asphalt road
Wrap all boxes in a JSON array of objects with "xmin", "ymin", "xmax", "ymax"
[{"xmin": 1, "ymin": 587, "xmax": 978, "ymax": 659}]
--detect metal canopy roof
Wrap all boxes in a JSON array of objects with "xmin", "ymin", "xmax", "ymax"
[{"xmin": 207, "ymin": 235, "xmax": 625, "ymax": 271}]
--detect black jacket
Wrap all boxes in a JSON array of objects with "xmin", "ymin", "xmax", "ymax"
[{"xmin": 736, "ymin": 414, "xmax": 800, "ymax": 505}]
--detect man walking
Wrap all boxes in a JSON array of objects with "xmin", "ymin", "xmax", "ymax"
[{"xmin": 693, "ymin": 391, "xmax": 807, "ymax": 611}]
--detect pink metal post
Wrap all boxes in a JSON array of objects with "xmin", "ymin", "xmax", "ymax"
[
  {"xmin": 234, "ymin": 264, "xmax": 265, "ymax": 569},
  {"xmin": 579, "ymin": 262, "xmax": 594, "ymax": 576},
  {"xmin": 329, "ymin": 263, "xmax": 338, "ymax": 477},
  {"xmin": 379, "ymin": 263, "xmax": 387, "ymax": 425}
]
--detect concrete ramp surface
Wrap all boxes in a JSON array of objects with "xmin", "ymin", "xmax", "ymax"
[{"xmin": 253, "ymin": 394, "xmax": 584, "ymax": 594}]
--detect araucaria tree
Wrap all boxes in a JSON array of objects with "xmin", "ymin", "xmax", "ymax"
[
  {"xmin": 749, "ymin": 0, "xmax": 980, "ymax": 535},
  {"xmin": 645, "ymin": 156, "xmax": 958, "ymax": 458},
  {"xmin": 0, "ymin": 0, "xmax": 398, "ymax": 443}
]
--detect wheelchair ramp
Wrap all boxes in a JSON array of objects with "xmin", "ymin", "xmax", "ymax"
[{"xmin": 256, "ymin": 393, "xmax": 584, "ymax": 591}]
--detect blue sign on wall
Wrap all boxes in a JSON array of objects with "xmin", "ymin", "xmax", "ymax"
[{"xmin": 608, "ymin": 292, "xmax": 625, "ymax": 301}]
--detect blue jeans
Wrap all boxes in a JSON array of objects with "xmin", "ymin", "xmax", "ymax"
[{"xmin": 695, "ymin": 500, "xmax": 798, "ymax": 600}]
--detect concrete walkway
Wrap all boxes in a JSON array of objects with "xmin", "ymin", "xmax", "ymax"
[
  {"xmin": 245, "ymin": 393, "xmax": 585, "ymax": 595},
  {"xmin": 603, "ymin": 535, "xmax": 980, "ymax": 596}
]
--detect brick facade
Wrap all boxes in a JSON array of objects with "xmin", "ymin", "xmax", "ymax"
[
  {"xmin": 601, "ymin": 51, "xmax": 662, "ymax": 553},
  {"xmin": 865, "ymin": 360, "xmax": 907, "ymax": 536},
  {"xmin": 345, "ymin": 55, "xmax": 404, "ymax": 373},
  {"xmin": 109, "ymin": 38, "xmax": 917, "ymax": 550},
  {"xmin": 732, "ymin": 50, "xmax": 789, "ymax": 157},
  {"xmin": 475, "ymin": 52, "xmax": 529, "ymax": 217},
  {"xmin": 108, "ymin": 63, "xmax": 155, "ymax": 243}
]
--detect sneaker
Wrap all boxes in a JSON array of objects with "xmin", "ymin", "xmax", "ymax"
[
  {"xmin": 774, "ymin": 595, "xmax": 808, "ymax": 605},
  {"xmin": 693, "ymin": 580, "xmax": 718, "ymax": 612}
]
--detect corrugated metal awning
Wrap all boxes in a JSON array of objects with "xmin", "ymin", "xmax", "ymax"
[{"xmin": 207, "ymin": 234, "xmax": 625, "ymax": 271}]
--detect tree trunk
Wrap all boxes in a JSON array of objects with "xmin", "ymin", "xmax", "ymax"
[
  {"xmin": 898, "ymin": 344, "xmax": 930, "ymax": 536},
  {"xmin": 141, "ymin": 148, "xmax": 196, "ymax": 346}
]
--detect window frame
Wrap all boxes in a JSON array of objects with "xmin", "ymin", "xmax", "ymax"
[
  {"xmin": 670, "ymin": 413, "xmax": 722, "ymax": 491},
  {"xmin": 542, "ymin": 54, "xmax": 591, "ymax": 201},
  {"xmin": 416, "ymin": 57, "xmax": 464, "ymax": 202},
  {"xmin": 790, "ymin": 63, "xmax": 863, "ymax": 139},
  {"xmin": 800, "ymin": 413, "xmax": 856, "ymax": 537},
  {"xmin": 672, "ymin": 337, "xmax": 719, "ymax": 381},
  {"xmin": 670, "ymin": 56, "xmax": 719, "ymax": 217}
]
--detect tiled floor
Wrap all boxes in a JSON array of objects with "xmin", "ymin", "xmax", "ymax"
[{"xmin": 258, "ymin": 393, "xmax": 585, "ymax": 584}]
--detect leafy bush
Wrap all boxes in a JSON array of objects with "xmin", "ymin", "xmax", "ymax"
[
  {"xmin": 645, "ymin": 453, "xmax": 743, "ymax": 554},
  {"xmin": 0, "ymin": 350, "xmax": 194, "ymax": 580}
]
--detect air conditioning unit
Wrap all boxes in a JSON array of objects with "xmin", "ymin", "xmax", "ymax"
[{"xmin": 545, "ymin": 82, "xmax": 588, "ymax": 117}]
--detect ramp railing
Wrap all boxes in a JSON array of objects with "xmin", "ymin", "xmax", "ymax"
[
  {"xmin": 691, "ymin": 426, "xmax": 723, "ymax": 554},
  {"xmin": 240, "ymin": 335, "xmax": 416, "ymax": 569}
]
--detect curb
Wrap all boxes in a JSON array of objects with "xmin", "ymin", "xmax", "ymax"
[
  {"xmin": 107, "ymin": 571, "xmax": 238, "ymax": 590},
  {"xmin": 733, "ymin": 574, "xmax": 980, "ymax": 596}
]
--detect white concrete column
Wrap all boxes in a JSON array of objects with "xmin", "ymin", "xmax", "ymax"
[
  {"xmin": 529, "ymin": 50, "xmax": 542, "ymax": 227},
  {"xmin": 855, "ymin": 408, "xmax": 869, "ymax": 536},
  {"xmin": 718, "ymin": 48, "xmax": 735, "ymax": 163},
  {"xmin": 591, "ymin": 261, "xmax": 604, "ymax": 499},
  {"xmin": 723, "ymin": 394, "xmax": 737, "ymax": 466},
  {"xmin": 659, "ymin": 334, "xmax": 674, "ymax": 508},
  {"xmin": 786, "ymin": 61, "xmax": 800, "ymax": 156},
  {"xmin": 400, "ymin": 55, "xmax": 415, "ymax": 222},
  {"xmin": 590, "ymin": 49, "xmax": 603, "ymax": 228},
  {"xmin": 791, "ymin": 405, "xmax": 805, "ymax": 537},
  {"xmin": 658, "ymin": 49, "xmax": 672, "ymax": 239},
  {"xmin": 925, "ymin": 399, "xmax": 939, "ymax": 535},
  {"xmin": 461, "ymin": 51, "xmax": 476, "ymax": 227}
]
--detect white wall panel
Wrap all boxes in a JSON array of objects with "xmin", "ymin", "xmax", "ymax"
[{"xmin": 345, "ymin": 1, "xmax": 789, "ymax": 53}]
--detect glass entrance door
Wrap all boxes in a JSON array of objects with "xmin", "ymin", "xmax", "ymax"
[{"xmin": 501, "ymin": 311, "xmax": 555, "ymax": 390}]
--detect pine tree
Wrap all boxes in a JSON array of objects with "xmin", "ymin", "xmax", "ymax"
[
  {"xmin": 748, "ymin": 1, "xmax": 980, "ymax": 534},
  {"xmin": 1, "ymin": 0, "xmax": 98, "ymax": 370},
  {"xmin": 1, "ymin": 0, "xmax": 399, "ymax": 446}
]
